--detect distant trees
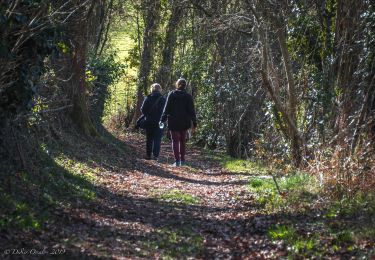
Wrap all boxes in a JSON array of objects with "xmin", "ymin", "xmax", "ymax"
[{"xmin": 133, "ymin": 0, "xmax": 373, "ymax": 167}]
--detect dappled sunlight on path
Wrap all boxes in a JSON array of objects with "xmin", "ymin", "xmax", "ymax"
[
  {"xmin": 71, "ymin": 132, "xmax": 285, "ymax": 259},
  {"xmin": 0, "ymin": 132, "xmax": 309, "ymax": 259}
]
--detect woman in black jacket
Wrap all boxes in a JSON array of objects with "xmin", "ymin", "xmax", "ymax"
[
  {"xmin": 160, "ymin": 78, "xmax": 197, "ymax": 166},
  {"xmin": 141, "ymin": 83, "xmax": 166, "ymax": 160}
]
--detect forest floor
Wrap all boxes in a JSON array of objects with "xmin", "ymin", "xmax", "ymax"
[{"xmin": 1, "ymin": 128, "xmax": 374, "ymax": 259}]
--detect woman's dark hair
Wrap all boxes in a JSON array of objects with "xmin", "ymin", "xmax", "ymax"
[{"xmin": 176, "ymin": 78, "xmax": 187, "ymax": 89}]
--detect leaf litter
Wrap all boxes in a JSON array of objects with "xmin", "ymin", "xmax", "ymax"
[{"xmin": 1, "ymin": 132, "xmax": 373, "ymax": 259}]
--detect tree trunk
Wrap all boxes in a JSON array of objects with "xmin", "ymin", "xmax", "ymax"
[
  {"xmin": 70, "ymin": 42, "xmax": 97, "ymax": 136},
  {"xmin": 69, "ymin": 1, "xmax": 98, "ymax": 136},
  {"xmin": 132, "ymin": 0, "xmax": 161, "ymax": 126},
  {"xmin": 247, "ymin": 2, "xmax": 304, "ymax": 166},
  {"xmin": 155, "ymin": 2, "xmax": 183, "ymax": 89},
  {"xmin": 258, "ymin": 27, "xmax": 304, "ymax": 167},
  {"xmin": 94, "ymin": 0, "xmax": 114, "ymax": 56},
  {"xmin": 333, "ymin": 0, "xmax": 364, "ymax": 145},
  {"xmin": 276, "ymin": 26, "xmax": 303, "ymax": 166}
]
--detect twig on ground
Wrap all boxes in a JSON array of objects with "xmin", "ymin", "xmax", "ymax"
[{"xmin": 272, "ymin": 175, "xmax": 282, "ymax": 195}]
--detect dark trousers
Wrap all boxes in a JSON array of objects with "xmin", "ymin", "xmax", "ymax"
[
  {"xmin": 146, "ymin": 127, "xmax": 163, "ymax": 158},
  {"xmin": 170, "ymin": 130, "xmax": 187, "ymax": 161}
]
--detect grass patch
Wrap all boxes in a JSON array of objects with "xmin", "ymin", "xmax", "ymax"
[
  {"xmin": 268, "ymin": 223, "xmax": 366, "ymax": 258},
  {"xmin": 326, "ymin": 192, "xmax": 375, "ymax": 219},
  {"xmin": 248, "ymin": 173, "xmax": 319, "ymax": 212},
  {"xmin": 268, "ymin": 195, "xmax": 375, "ymax": 259},
  {"xmin": 220, "ymin": 157, "xmax": 268, "ymax": 174},
  {"xmin": 152, "ymin": 189, "xmax": 200, "ymax": 205},
  {"xmin": 268, "ymin": 225, "xmax": 296, "ymax": 240},
  {"xmin": 325, "ymin": 192, "xmax": 375, "ymax": 244},
  {"xmin": 268, "ymin": 225, "xmax": 322, "ymax": 258},
  {"xmin": 0, "ymin": 194, "xmax": 43, "ymax": 231},
  {"xmin": 333, "ymin": 230, "xmax": 354, "ymax": 244},
  {"xmin": 144, "ymin": 227, "xmax": 204, "ymax": 259},
  {"xmin": 53, "ymin": 155, "xmax": 98, "ymax": 201}
]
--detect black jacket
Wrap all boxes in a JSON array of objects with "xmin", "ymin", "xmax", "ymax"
[
  {"xmin": 141, "ymin": 92, "xmax": 166, "ymax": 128},
  {"xmin": 161, "ymin": 89, "xmax": 197, "ymax": 131}
]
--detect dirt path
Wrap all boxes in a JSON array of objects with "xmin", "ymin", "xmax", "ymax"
[
  {"xmin": 67, "ymin": 133, "xmax": 284, "ymax": 259},
  {"xmin": 2, "ymin": 133, "xmax": 285, "ymax": 259},
  {"xmin": 4, "ymin": 131, "xmax": 372, "ymax": 259}
]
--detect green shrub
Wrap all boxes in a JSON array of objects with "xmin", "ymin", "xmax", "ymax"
[{"xmin": 87, "ymin": 52, "xmax": 126, "ymax": 87}]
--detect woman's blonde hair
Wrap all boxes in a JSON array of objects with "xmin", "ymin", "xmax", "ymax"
[{"xmin": 151, "ymin": 83, "xmax": 162, "ymax": 92}]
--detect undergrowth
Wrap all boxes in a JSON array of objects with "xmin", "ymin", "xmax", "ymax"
[
  {"xmin": 268, "ymin": 219, "xmax": 374, "ymax": 259},
  {"xmin": 216, "ymin": 157, "xmax": 321, "ymax": 213},
  {"xmin": 0, "ymin": 120, "xmax": 131, "ymax": 233},
  {"xmin": 0, "ymin": 142, "xmax": 98, "ymax": 232},
  {"xmin": 223, "ymin": 157, "xmax": 374, "ymax": 258},
  {"xmin": 248, "ymin": 174, "xmax": 319, "ymax": 212}
]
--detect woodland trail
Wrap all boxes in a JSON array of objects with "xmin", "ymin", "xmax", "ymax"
[
  {"xmin": 109, "ymin": 134, "xmax": 285, "ymax": 259},
  {"xmin": 1, "ymin": 133, "xmax": 290, "ymax": 259},
  {"xmin": 64, "ymin": 132, "xmax": 286, "ymax": 259}
]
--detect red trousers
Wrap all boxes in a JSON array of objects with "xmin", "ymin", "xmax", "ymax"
[{"xmin": 170, "ymin": 130, "xmax": 187, "ymax": 161}]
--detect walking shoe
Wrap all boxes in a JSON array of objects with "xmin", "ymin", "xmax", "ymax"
[
  {"xmin": 144, "ymin": 156, "xmax": 152, "ymax": 160},
  {"xmin": 152, "ymin": 156, "xmax": 159, "ymax": 162},
  {"xmin": 180, "ymin": 161, "xmax": 186, "ymax": 166},
  {"xmin": 172, "ymin": 161, "xmax": 180, "ymax": 167}
]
